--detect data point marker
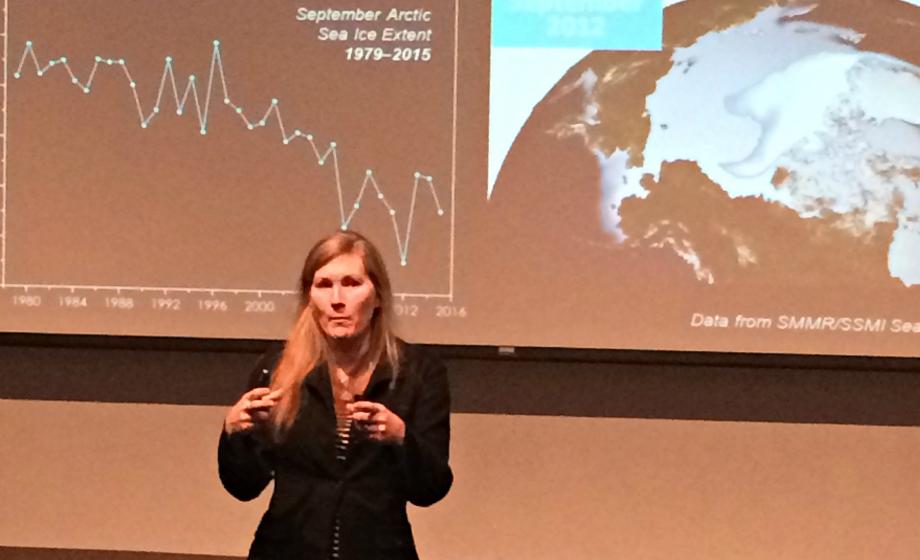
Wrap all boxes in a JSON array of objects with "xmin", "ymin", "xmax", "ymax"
[
  {"xmin": 389, "ymin": 209, "xmax": 396, "ymax": 216},
  {"xmin": 438, "ymin": 209, "xmax": 445, "ymax": 216}
]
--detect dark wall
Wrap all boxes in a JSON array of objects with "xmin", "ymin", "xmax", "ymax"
[{"xmin": 3, "ymin": 335, "xmax": 918, "ymax": 424}]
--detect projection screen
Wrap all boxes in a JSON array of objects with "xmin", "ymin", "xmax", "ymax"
[{"xmin": 2, "ymin": 0, "xmax": 919, "ymax": 357}]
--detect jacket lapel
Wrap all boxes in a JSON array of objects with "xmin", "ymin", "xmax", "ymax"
[
  {"xmin": 361, "ymin": 361, "xmax": 397, "ymax": 400},
  {"xmin": 303, "ymin": 363, "xmax": 335, "ymax": 415},
  {"xmin": 290, "ymin": 365, "xmax": 341, "ymax": 475}
]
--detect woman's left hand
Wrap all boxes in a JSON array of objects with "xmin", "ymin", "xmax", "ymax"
[{"xmin": 348, "ymin": 400, "xmax": 406, "ymax": 444}]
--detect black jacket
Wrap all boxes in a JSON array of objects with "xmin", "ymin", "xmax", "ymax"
[{"xmin": 218, "ymin": 343, "xmax": 452, "ymax": 559}]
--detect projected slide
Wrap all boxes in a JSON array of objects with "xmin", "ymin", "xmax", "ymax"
[{"xmin": 1, "ymin": 0, "xmax": 919, "ymax": 358}]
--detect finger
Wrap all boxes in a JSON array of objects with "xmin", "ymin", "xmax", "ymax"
[
  {"xmin": 248, "ymin": 399, "xmax": 277, "ymax": 411},
  {"xmin": 240, "ymin": 395, "xmax": 261, "ymax": 409},
  {"xmin": 365, "ymin": 424, "xmax": 388, "ymax": 439},
  {"xmin": 262, "ymin": 389, "xmax": 284, "ymax": 402},
  {"xmin": 354, "ymin": 412, "xmax": 379, "ymax": 424},
  {"xmin": 354, "ymin": 401, "xmax": 387, "ymax": 416},
  {"xmin": 355, "ymin": 416, "xmax": 381, "ymax": 430},
  {"xmin": 251, "ymin": 392, "xmax": 283, "ymax": 409},
  {"xmin": 360, "ymin": 419, "xmax": 387, "ymax": 433},
  {"xmin": 247, "ymin": 387, "xmax": 272, "ymax": 399},
  {"xmin": 350, "ymin": 400, "xmax": 379, "ymax": 412},
  {"xmin": 363, "ymin": 427, "xmax": 384, "ymax": 438}
]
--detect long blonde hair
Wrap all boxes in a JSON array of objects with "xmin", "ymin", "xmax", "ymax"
[{"xmin": 269, "ymin": 231, "xmax": 401, "ymax": 439}]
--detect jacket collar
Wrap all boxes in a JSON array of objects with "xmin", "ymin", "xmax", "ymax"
[
  {"xmin": 363, "ymin": 361, "xmax": 397, "ymax": 399},
  {"xmin": 302, "ymin": 363, "xmax": 333, "ymax": 411}
]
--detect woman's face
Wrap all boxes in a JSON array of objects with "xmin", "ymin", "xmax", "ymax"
[{"xmin": 310, "ymin": 252, "xmax": 379, "ymax": 340}]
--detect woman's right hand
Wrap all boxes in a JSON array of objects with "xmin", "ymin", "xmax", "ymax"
[{"xmin": 224, "ymin": 387, "xmax": 283, "ymax": 435}]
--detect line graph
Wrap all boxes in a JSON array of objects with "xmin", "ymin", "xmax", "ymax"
[
  {"xmin": 0, "ymin": 0, "xmax": 460, "ymax": 316},
  {"xmin": 0, "ymin": 0, "xmax": 463, "ymax": 341},
  {"xmin": 11, "ymin": 37, "xmax": 449, "ymax": 274}
]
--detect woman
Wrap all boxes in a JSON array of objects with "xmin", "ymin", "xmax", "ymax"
[{"xmin": 219, "ymin": 230, "xmax": 452, "ymax": 560}]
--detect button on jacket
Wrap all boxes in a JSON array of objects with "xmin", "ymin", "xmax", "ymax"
[{"xmin": 218, "ymin": 343, "xmax": 453, "ymax": 560}]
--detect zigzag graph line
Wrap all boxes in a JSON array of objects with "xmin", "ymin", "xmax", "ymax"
[{"xmin": 13, "ymin": 39, "xmax": 446, "ymax": 265}]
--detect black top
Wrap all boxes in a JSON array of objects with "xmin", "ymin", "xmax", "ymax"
[{"xmin": 218, "ymin": 342, "xmax": 453, "ymax": 560}]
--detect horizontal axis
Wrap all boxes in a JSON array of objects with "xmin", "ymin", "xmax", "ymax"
[
  {"xmin": 3, "ymin": 283, "xmax": 295, "ymax": 295},
  {"xmin": 1, "ymin": 283, "xmax": 452, "ymax": 299},
  {"xmin": 396, "ymin": 292, "xmax": 452, "ymax": 300}
]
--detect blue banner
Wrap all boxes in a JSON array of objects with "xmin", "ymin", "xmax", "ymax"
[{"xmin": 492, "ymin": 0, "xmax": 663, "ymax": 50}]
